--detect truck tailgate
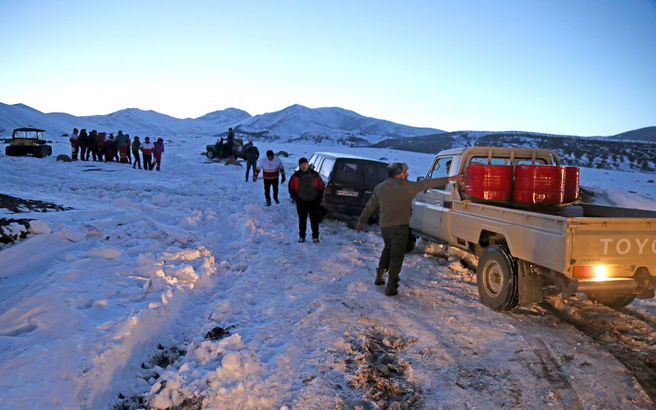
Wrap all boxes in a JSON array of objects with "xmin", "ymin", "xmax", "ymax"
[{"xmin": 569, "ymin": 218, "xmax": 656, "ymax": 275}]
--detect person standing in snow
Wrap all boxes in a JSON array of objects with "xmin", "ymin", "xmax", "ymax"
[
  {"xmin": 116, "ymin": 130, "xmax": 130, "ymax": 163},
  {"xmin": 289, "ymin": 157, "xmax": 324, "ymax": 243},
  {"xmin": 153, "ymin": 138, "xmax": 165, "ymax": 171},
  {"xmin": 132, "ymin": 136, "xmax": 142, "ymax": 169},
  {"xmin": 244, "ymin": 141, "xmax": 259, "ymax": 182},
  {"xmin": 78, "ymin": 129, "xmax": 89, "ymax": 161},
  {"xmin": 126, "ymin": 135, "xmax": 132, "ymax": 164},
  {"xmin": 104, "ymin": 134, "xmax": 115, "ymax": 162},
  {"xmin": 226, "ymin": 127, "xmax": 235, "ymax": 158},
  {"xmin": 69, "ymin": 128, "xmax": 79, "ymax": 160},
  {"xmin": 140, "ymin": 136, "xmax": 155, "ymax": 171},
  {"xmin": 88, "ymin": 130, "xmax": 99, "ymax": 161},
  {"xmin": 253, "ymin": 150, "xmax": 285, "ymax": 206},
  {"xmin": 356, "ymin": 163, "xmax": 464, "ymax": 296}
]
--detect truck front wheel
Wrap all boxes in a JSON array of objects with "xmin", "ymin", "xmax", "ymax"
[
  {"xmin": 583, "ymin": 291, "xmax": 635, "ymax": 310},
  {"xmin": 477, "ymin": 246, "xmax": 518, "ymax": 311}
]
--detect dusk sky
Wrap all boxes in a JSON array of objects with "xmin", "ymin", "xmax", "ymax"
[{"xmin": 1, "ymin": 0, "xmax": 654, "ymax": 136}]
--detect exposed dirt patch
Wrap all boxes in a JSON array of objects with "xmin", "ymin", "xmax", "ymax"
[
  {"xmin": 0, "ymin": 218, "xmax": 31, "ymax": 246},
  {"xmin": 113, "ymin": 323, "xmax": 236, "ymax": 410},
  {"xmin": 341, "ymin": 330, "xmax": 420, "ymax": 408},
  {"xmin": 144, "ymin": 344, "xmax": 187, "ymax": 370},
  {"xmin": 0, "ymin": 193, "xmax": 70, "ymax": 213},
  {"xmin": 204, "ymin": 325, "xmax": 234, "ymax": 341}
]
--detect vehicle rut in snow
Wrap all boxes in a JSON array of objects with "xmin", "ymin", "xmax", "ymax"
[{"xmin": 546, "ymin": 296, "xmax": 656, "ymax": 403}]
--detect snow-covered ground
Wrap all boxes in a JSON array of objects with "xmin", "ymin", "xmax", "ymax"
[{"xmin": 0, "ymin": 136, "xmax": 655, "ymax": 409}]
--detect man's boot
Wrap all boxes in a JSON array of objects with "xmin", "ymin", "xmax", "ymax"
[
  {"xmin": 385, "ymin": 282, "xmax": 398, "ymax": 296},
  {"xmin": 385, "ymin": 271, "xmax": 399, "ymax": 296},
  {"xmin": 375, "ymin": 268, "xmax": 387, "ymax": 286}
]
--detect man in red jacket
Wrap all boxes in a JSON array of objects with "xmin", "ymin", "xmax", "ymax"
[
  {"xmin": 140, "ymin": 137, "xmax": 155, "ymax": 171},
  {"xmin": 288, "ymin": 157, "xmax": 324, "ymax": 243}
]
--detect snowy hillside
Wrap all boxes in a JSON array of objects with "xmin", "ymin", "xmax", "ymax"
[
  {"xmin": 239, "ymin": 104, "xmax": 441, "ymax": 143},
  {"xmin": 0, "ymin": 102, "xmax": 443, "ymax": 144},
  {"xmin": 374, "ymin": 130, "xmax": 656, "ymax": 173},
  {"xmin": 1, "ymin": 135, "xmax": 655, "ymax": 408}
]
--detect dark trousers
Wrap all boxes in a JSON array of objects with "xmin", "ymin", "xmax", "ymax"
[
  {"xmin": 296, "ymin": 200, "xmax": 321, "ymax": 239},
  {"xmin": 132, "ymin": 151, "xmax": 141, "ymax": 168},
  {"xmin": 263, "ymin": 178, "xmax": 278, "ymax": 203},
  {"xmin": 80, "ymin": 145, "xmax": 88, "ymax": 161},
  {"xmin": 378, "ymin": 225, "xmax": 410, "ymax": 287},
  {"xmin": 245, "ymin": 160, "xmax": 257, "ymax": 180},
  {"xmin": 143, "ymin": 154, "xmax": 152, "ymax": 171}
]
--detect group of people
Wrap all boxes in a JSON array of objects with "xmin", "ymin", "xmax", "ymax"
[
  {"xmin": 69, "ymin": 122, "xmax": 462, "ymax": 297},
  {"xmin": 251, "ymin": 148, "xmax": 463, "ymax": 297},
  {"xmin": 69, "ymin": 128, "xmax": 165, "ymax": 171}
]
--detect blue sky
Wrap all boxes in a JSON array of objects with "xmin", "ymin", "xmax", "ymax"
[{"xmin": 1, "ymin": 0, "xmax": 654, "ymax": 136}]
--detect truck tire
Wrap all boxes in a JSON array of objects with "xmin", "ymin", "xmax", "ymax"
[
  {"xmin": 477, "ymin": 246, "xmax": 519, "ymax": 311},
  {"xmin": 584, "ymin": 291, "xmax": 635, "ymax": 310},
  {"xmin": 207, "ymin": 148, "xmax": 216, "ymax": 159}
]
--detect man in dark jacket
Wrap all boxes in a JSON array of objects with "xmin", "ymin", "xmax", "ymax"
[
  {"xmin": 244, "ymin": 141, "xmax": 259, "ymax": 182},
  {"xmin": 78, "ymin": 129, "xmax": 89, "ymax": 161},
  {"xmin": 289, "ymin": 157, "xmax": 324, "ymax": 243},
  {"xmin": 225, "ymin": 128, "xmax": 235, "ymax": 157},
  {"xmin": 356, "ymin": 162, "xmax": 463, "ymax": 296}
]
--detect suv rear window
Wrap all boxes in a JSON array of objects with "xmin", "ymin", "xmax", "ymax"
[{"xmin": 332, "ymin": 160, "xmax": 388, "ymax": 188}]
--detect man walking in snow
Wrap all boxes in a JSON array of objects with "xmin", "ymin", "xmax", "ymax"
[
  {"xmin": 254, "ymin": 150, "xmax": 285, "ymax": 206},
  {"xmin": 244, "ymin": 141, "xmax": 259, "ymax": 182},
  {"xmin": 356, "ymin": 163, "xmax": 463, "ymax": 296},
  {"xmin": 132, "ymin": 136, "xmax": 142, "ymax": 169},
  {"xmin": 289, "ymin": 157, "xmax": 324, "ymax": 243}
]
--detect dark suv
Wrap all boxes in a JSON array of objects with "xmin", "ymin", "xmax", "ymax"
[{"xmin": 308, "ymin": 152, "xmax": 389, "ymax": 216}]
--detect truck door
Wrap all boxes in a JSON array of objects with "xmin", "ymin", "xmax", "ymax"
[{"xmin": 411, "ymin": 155, "xmax": 454, "ymax": 240}]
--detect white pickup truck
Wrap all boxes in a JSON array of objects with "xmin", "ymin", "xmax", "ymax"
[{"xmin": 410, "ymin": 146, "xmax": 656, "ymax": 311}]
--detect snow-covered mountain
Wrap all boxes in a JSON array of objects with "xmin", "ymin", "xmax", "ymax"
[
  {"xmin": 0, "ymin": 102, "xmax": 442, "ymax": 143},
  {"xmin": 238, "ymin": 104, "xmax": 440, "ymax": 142}
]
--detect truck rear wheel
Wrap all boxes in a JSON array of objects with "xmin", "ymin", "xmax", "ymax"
[
  {"xmin": 477, "ymin": 246, "xmax": 518, "ymax": 311},
  {"xmin": 584, "ymin": 291, "xmax": 635, "ymax": 310}
]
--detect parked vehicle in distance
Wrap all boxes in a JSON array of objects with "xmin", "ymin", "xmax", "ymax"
[
  {"xmin": 206, "ymin": 138, "xmax": 246, "ymax": 161},
  {"xmin": 308, "ymin": 152, "xmax": 389, "ymax": 216},
  {"xmin": 410, "ymin": 146, "xmax": 656, "ymax": 311},
  {"xmin": 5, "ymin": 128, "xmax": 52, "ymax": 158}
]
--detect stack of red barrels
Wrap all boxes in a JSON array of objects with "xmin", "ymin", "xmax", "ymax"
[{"xmin": 465, "ymin": 164, "xmax": 579, "ymax": 205}]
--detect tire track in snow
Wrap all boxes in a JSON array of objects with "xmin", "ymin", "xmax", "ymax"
[{"xmin": 544, "ymin": 296, "xmax": 656, "ymax": 405}]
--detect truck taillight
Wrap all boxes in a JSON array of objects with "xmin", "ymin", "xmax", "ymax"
[{"xmin": 573, "ymin": 265, "xmax": 608, "ymax": 281}]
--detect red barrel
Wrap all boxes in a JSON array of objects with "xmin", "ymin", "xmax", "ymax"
[
  {"xmin": 563, "ymin": 166, "xmax": 580, "ymax": 202},
  {"xmin": 465, "ymin": 164, "xmax": 513, "ymax": 201},
  {"xmin": 513, "ymin": 165, "xmax": 566, "ymax": 205}
]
